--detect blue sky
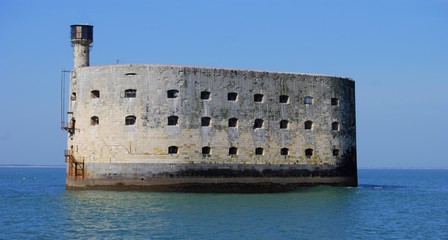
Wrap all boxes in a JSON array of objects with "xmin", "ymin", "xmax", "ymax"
[{"xmin": 0, "ymin": 0, "xmax": 447, "ymax": 168}]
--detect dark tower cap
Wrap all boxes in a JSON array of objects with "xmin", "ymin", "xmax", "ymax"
[{"xmin": 71, "ymin": 24, "xmax": 93, "ymax": 41}]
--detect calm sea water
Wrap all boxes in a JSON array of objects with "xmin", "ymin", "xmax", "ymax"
[{"xmin": 0, "ymin": 168, "xmax": 447, "ymax": 239}]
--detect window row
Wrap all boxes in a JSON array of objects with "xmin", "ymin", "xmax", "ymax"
[
  {"xmin": 168, "ymin": 146, "xmax": 340, "ymax": 157},
  {"xmin": 90, "ymin": 115, "xmax": 136, "ymax": 126},
  {"xmin": 186, "ymin": 90, "xmax": 338, "ymax": 105},
  {"xmin": 73, "ymin": 89, "xmax": 340, "ymax": 106},
  {"xmin": 71, "ymin": 89, "xmax": 137, "ymax": 100},
  {"xmin": 90, "ymin": 115, "xmax": 340, "ymax": 130},
  {"xmin": 200, "ymin": 117, "xmax": 340, "ymax": 130}
]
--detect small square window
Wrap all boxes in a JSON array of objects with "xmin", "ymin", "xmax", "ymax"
[
  {"xmin": 125, "ymin": 115, "xmax": 136, "ymax": 125},
  {"xmin": 281, "ymin": 148, "xmax": 289, "ymax": 156},
  {"xmin": 168, "ymin": 116, "xmax": 179, "ymax": 126},
  {"xmin": 91, "ymin": 90, "xmax": 100, "ymax": 99},
  {"xmin": 202, "ymin": 147, "xmax": 211, "ymax": 155},
  {"xmin": 201, "ymin": 117, "xmax": 211, "ymax": 127},
  {"xmin": 228, "ymin": 92, "xmax": 238, "ymax": 101},
  {"xmin": 305, "ymin": 121, "xmax": 313, "ymax": 130},
  {"xmin": 228, "ymin": 118, "xmax": 238, "ymax": 128},
  {"xmin": 255, "ymin": 148, "xmax": 264, "ymax": 155},
  {"xmin": 125, "ymin": 89, "xmax": 137, "ymax": 98},
  {"xmin": 304, "ymin": 96, "xmax": 313, "ymax": 104},
  {"xmin": 167, "ymin": 89, "xmax": 179, "ymax": 98},
  {"xmin": 201, "ymin": 91, "xmax": 211, "ymax": 100},
  {"xmin": 280, "ymin": 120, "xmax": 289, "ymax": 129},
  {"xmin": 331, "ymin": 98, "xmax": 339, "ymax": 106},
  {"xmin": 279, "ymin": 95, "xmax": 289, "ymax": 103},
  {"xmin": 90, "ymin": 116, "xmax": 99, "ymax": 126},
  {"xmin": 254, "ymin": 94, "xmax": 264, "ymax": 103},
  {"xmin": 168, "ymin": 146, "xmax": 179, "ymax": 154},
  {"xmin": 254, "ymin": 119, "xmax": 264, "ymax": 129},
  {"xmin": 333, "ymin": 149, "xmax": 340, "ymax": 157},
  {"xmin": 305, "ymin": 148, "xmax": 313, "ymax": 158},
  {"xmin": 332, "ymin": 122, "xmax": 339, "ymax": 131},
  {"xmin": 229, "ymin": 147, "xmax": 238, "ymax": 156}
]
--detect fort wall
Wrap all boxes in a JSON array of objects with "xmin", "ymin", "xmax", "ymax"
[{"xmin": 66, "ymin": 64, "xmax": 357, "ymax": 191}]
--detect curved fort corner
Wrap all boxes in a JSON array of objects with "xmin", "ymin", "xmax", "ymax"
[{"xmin": 64, "ymin": 25, "xmax": 357, "ymax": 192}]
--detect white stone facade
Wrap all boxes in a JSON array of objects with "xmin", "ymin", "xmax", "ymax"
[{"xmin": 67, "ymin": 64, "xmax": 356, "ymax": 184}]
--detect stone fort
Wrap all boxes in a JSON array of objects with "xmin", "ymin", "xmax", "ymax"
[{"xmin": 64, "ymin": 24, "xmax": 357, "ymax": 192}]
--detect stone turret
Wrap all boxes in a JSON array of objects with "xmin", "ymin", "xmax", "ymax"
[{"xmin": 70, "ymin": 24, "xmax": 93, "ymax": 68}]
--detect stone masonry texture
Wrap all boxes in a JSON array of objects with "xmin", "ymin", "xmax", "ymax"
[{"xmin": 66, "ymin": 64, "xmax": 357, "ymax": 191}]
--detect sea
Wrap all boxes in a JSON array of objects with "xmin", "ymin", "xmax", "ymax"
[{"xmin": 0, "ymin": 168, "xmax": 447, "ymax": 240}]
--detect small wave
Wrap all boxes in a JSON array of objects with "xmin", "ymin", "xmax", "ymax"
[{"xmin": 358, "ymin": 184, "xmax": 404, "ymax": 189}]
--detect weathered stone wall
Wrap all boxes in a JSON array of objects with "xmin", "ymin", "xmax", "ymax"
[
  {"xmin": 68, "ymin": 64, "xmax": 356, "ymax": 170},
  {"xmin": 72, "ymin": 42, "xmax": 90, "ymax": 69}
]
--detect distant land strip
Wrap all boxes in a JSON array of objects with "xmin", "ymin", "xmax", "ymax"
[{"xmin": 0, "ymin": 165, "xmax": 65, "ymax": 168}]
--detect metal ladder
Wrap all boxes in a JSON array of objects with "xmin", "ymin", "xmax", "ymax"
[{"xmin": 65, "ymin": 150, "xmax": 84, "ymax": 178}]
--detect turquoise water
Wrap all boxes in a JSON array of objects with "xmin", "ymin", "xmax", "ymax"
[{"xmin": 1, "ymin": 168, "xmax": 447, "ymax": 239}]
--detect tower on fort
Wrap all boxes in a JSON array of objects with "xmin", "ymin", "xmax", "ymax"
[{"xmin": 70, "ymin": 24, "xmax": 93, "ymax": 68}]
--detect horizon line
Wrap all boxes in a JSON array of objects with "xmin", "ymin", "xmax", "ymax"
[{"xmin": 0, "ymin": 165, "xmax": 446, "ymax": 170}]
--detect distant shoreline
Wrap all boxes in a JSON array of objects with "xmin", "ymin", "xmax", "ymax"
[{"xmin": 0, "ymin": 165, "xmax": 65, "ymax": 168}]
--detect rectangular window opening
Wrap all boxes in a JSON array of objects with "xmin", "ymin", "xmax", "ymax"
[
  {"xmin": 254, "ymin": 94, "xmax": 264, "ymax": 103},
  {"xmin": 168, "ymin": 146, "xmax": 179, "ymax": 154},
  {"xmin": 333, "ymin": 149, "xmax": 340, "ymax": 157},
  {"xmin": 201, "ymin": 117, "xmax": 211, "ymax": 127},
  {"xmin": 125, "ymin": 89, "xmax": 137, "ymax": 98},
  {"xmin": 228, "ymin": 118, "xmax": 238, "ymax": 128},
  {"xmin": 91, "ymin": 90, "xmax": 100, "ymax": 99},
  {"xmin": 304, "ymin": 96, "xmax": 313, "ymax": 104},
  {"xmin": 229, "ymin": 147, "xmax": 238, "ymax": 156},
  {"xmin": 228, "ymin": 92, "xmax": 238, "ymax": 101},
  {"xmin": 202, "ymin": 147, "xmax": 211, "ymax": 155},
  {"xmin": 168, "ymin": 116, "xmax": 179, "ymax": 126},
  {"xmin": 254, "ymin": 119, "xmax": 264, "ymax": 129},
  {"xmin": 125, "ymin": 115, "xmax": 136, "ymax": 125},
  {"xmin": 201, "ymin": 91, "xmax": 211, "ymax": 100},
  {"xmin": 279, "ymin": 95, "xmax": 289, "ymax": 103},
  {"xmin": 280, "ymin": 120, "xmax": 289, "ymax": 129},
  {"xmin": 167, "ymin": 89, "xmax": 179, "ymax": 98},
  {"xmin": 331, "ymin": 98, "xmax": 339, "ymax": 106}
]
